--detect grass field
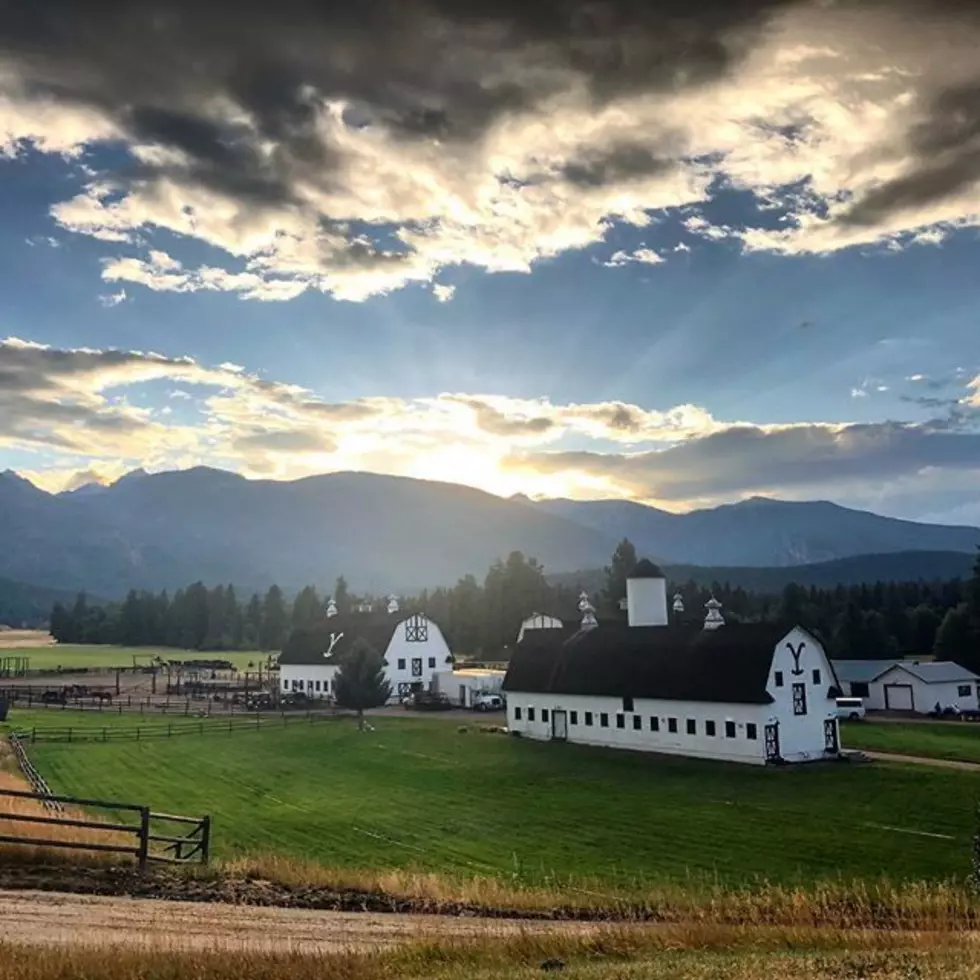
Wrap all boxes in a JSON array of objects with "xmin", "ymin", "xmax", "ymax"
[
  {"xmin": 21, "ymin": 718, "xmax": 980, "ymax": 888},
  {"xmin": 1, "ymin": 644, "xmax": 267, "ymax": 672},
  {"xmin": 842, "ymin": 720, "xmax": 980, "ymax": 763}
]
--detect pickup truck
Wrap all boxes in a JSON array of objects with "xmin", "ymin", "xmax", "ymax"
[{"xmin": 472, "ymin": 693, "xmax": 504, "ymax": 712}]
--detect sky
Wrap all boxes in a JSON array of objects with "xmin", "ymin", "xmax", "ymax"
[{"xmin": 1, "ymin": 0, "xmax": 979, "ymax": 523}]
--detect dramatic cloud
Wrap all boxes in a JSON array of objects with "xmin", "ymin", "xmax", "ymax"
[
  {"xmin": 6, "ymin": 337, "xmax": 980, "ymax": 515},
  {"xmin": 604, "ymin": 247, "xmax": 666, "ymax": 267},
  {"xmin": 3, "ymin": 1, "xmax": 980, "ymax": 301}
]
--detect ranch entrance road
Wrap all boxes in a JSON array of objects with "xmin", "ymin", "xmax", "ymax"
[
  {"xmin": 0, "ymin": 889, "xmax": 596, "ymax": 952},
  {"xmin": 863, "ymin": 750, "xmax": 980, "ymax": 771}
]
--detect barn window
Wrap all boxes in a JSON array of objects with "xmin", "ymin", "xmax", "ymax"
[
  {"xmin": 405, "ymin": 616, "xmax": 428, "ymax": 642},
  {"xmin": 746, "ymin": 723, "xmax": 758, "ymax": 740},
  {"xmin": 570, "ymin": 711, "xmax": 578, "ymax": 725},
  {"xmin": 667, "ymin": 717, "xmax": 678, "ymax": 734},
  {"xmin": 585, "ymin": 712, "xmax": 594, "ymax": 726},
  {"xmin": 528, "ymin": 707, "xmax": 535, "ymax": 722},
  {"xmin": 514, "ymin": 706, "xmax": 522, "ymax": 720},
  {"xmin": 851, "ymin": 681, "xmax": 870, "ymax": 697},
  {"xmin": 705, "ymin": 720, "xmax": 716, "ymax": 737},
  {"xmin": 622, "ymin": 696, "xmax": 634, "ymax": 712},
  {"xmin": 616, "ymin": 714, "xmax": 625, "ymax": 729},
  {"xmin": 633, "ymin": 715, "xmax": 642, "ymax": 731},
  {"xmin": 541, "ymin": 709, "xmax": 549, "ymax": 723},
  {"xmin": 297, "ymin": 680, "xmax": 303, "ymax": 691},
  {"xmin": 397, "ymin": 658, "xmax": 406, "ymax": 670},
  {"xmin": 774, "ymin": 671, "xmax": 784, "ymax": 687},
  {"xmin": 725, "ymin": 721, "xmax": 736, "ymax": 738},
  {"xmin": 959, "ymin": 684, "xmax": 972, "ymax": 697},
  {"xmin": 315, "ymin": 681, "xmax": 321, "ymax": 692},
  {"xmin": 812, "ymin": 669, "xmax": 822, "ymax": 685},
  {"xmin": 649, "ymin": 716, "xmax": 659, "ymax": 732},
  {"xmin": 600, "ymin": 713, "xmax": 609, "ymax": 728},
  {"xmin": 686, "ymin": 719, "xmax": 696, "ymax": 735},
  {"xmin": 283, "ymin": 679, "xmax": 289, "ymax": 691},
  {"xmin": 792, "ymin": 683, "xmax": 808, "ymax": 716},
  {"xmin": 411, "ymin": 658, "xmax": 422, "ymax": 677},
  {"xmin": 428, "ymin": 657, "xmax": 436, "ymax": 669}
]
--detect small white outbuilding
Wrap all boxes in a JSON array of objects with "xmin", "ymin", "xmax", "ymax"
[
  {"xmin": 434, "ymin": 668, "xmax": 506, "ymax": 706},
  {"xmin": 832, "ymin": 659, "xmax": 980, "ymax": 713}
]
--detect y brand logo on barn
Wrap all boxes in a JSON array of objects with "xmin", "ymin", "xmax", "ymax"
[
  {"xmin": 325, "ymin": 632, "xmax": 345, "ymax": 657},
  {"xmin": 786, "ymin": 641, "xmax": 806, "ymax": 676}
]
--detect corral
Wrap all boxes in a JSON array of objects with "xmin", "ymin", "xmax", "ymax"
[{"xmin": 7, "ymin": 716, "xmax": 979, "ymax": 888}]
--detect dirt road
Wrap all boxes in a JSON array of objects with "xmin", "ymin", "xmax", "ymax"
[
  {"xmin": 864, "ymin": 750, "xmax": 980, "ymax": 771},
  {"xmin": 0, "ymin": 889, "xmax": 595, "ymax": 952}
]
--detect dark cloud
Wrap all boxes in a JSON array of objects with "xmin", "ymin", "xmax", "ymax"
[
  {"xmin": 560, "ymin": 142, "xmax": 678, "ymax": 188},
  {"xmin": 231, "ymin": 429, "xmax": 337, "ymax": 454},
  {"xmin": 506, "ymin": 421, "xmax": 980, "ymax": 501},
  {"xmin": 450, "ymin": 397, "xmax": 554, "ymax": 437},
  {"xmin": 839, "ymin": 79, "xmax": 980, "ymax": 227},
  {"xmin": 0, "ymin": 0, "xmax": 798, "ymax": 206}
]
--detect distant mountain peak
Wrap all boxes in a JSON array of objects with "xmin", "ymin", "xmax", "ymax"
[{"xmin": 111, "ymin": 468, "xmax": 149, "ymax": 486}]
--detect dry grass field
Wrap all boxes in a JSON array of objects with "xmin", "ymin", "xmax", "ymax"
[{"xmin": 0, "ymin": 630, "xmax": 55, "ymax": 649}]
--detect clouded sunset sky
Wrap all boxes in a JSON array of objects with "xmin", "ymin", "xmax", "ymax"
[{"xmin": 2, "ymin": 0, "xmax": 979, "ymax": 522}]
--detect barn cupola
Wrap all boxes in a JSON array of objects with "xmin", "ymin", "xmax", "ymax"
[
  {"xmin": 672, "ymin": 593, "xmax": 685, "ymax": 615},
  {"xmin": 703, "ymin": 596, "xmax": 725, "ymax": 631},
  {"xmin": 579, "ymin": 593, "xmax": 598, "ymax": 631},
  {"xmin": 326, "ymin": 597, "xmax": 338, "ymax": 618},
  {"xmin": 387, "ymin": 595, "xmax": 400, "ymax": 615},
  {"xmin": 626, "ymin": 559, "xmax": 668, "ymax": 627}
]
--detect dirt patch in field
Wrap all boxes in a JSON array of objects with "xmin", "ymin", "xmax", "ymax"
[
  {"xmin": 0, "ymin": 630, "xmax": 54, "ymax": 649},
  {"xmin": 0, "ymin": 888, "xmax": 596, "ymax": 952}
]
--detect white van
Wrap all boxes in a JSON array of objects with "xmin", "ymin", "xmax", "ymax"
[{"xmin": 835, "ymin": 697, "xmax": 866, "ymax": 720}]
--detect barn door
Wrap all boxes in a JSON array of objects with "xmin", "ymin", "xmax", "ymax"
[
  {"xmin": 764, "ymin": 723, "xmax": 780, "ymax": 762},
  {"xmin": 551, "ymin": 709, "xmax": 568, "ymax": 742},
  {"xmin": 823, "ymin": 719, "xmax": 839, "ymax": 753}
]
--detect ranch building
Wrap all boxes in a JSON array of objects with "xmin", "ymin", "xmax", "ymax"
[
  {"xmin": 279, "ymin": 597, "xmax": 453, "ymax": 703},
  {"xmin": 434, "ymin": 667, "xmax": 506, "ymax": 707},
  {"xmin": 832, "ymin": 659, "xmax": 980, "ymax": 714},
  {"xmin": 503, "ymin": 559, "xmax": 842, "ymax": 766}
]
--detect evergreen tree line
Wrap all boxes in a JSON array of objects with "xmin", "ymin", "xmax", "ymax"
[{"xmin": 48, "ymin": 543, "xmax": 980, "ymax": 668}]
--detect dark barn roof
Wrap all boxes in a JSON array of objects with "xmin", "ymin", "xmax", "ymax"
[
  {"xmin": 279, "ymin": 614, "xmax": 404, "ymax": 665},
  {"xmin": 630, "ymin": 558, "xmax": 664, "ymax": 579},
  {"xmin": 503, "ymin": 622, "xmax": 793, "ymax": 705}
]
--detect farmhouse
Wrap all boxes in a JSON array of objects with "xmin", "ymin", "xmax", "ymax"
[
  {"xmin": 833, "ymin": 659, "xmax": 980, "ymax": 713},
  {"xmin": 503, "ymin": 560, "xmax": 842, "ymax": 765},
  {"xmin": 279, "ymin": 597, "xmax": 453, "ymax": 703}
]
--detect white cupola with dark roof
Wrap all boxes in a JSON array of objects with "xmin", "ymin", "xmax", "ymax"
[
  {"xmin": 703, "ymin": 596, "xmax": 725, "ymax": 631},
  {"xmin": 579, "ymin": 592, "xmax": 598, "ymax": 631},
  {"xmin": 326, "ymin": 597, "xmax": 338, "ymax": 618},
  {"xmin": 626, "ymin": 558, "xmax": 668, "ymax": 627},
  {"xmin": 672, "ymin": 592, "xmax": 685, "ymax": 615}
]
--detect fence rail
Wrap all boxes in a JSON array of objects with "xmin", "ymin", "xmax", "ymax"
[
  {"xmin": 10, "ymin": 709, "xmax": 342, "ymax": 745},
  {"xmin": 0, "ymin": 786, "xmax": 210, "ymax": 869}
]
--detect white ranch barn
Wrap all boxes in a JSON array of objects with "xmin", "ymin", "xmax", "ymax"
[
  {"xmin": 279, "ymin": 598, "xmax": 453, "ymax": 703},
  {"xmin": 833, "ymin": 659, "xmax": 980, "ymax": 714},
  {"xmin": 504, "ymin": 560, "xmax": 842, "ymax": 766}
]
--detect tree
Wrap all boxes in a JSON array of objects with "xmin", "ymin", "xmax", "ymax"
[
  {"xmin": 244, "ymin": 593, "xmax": 263, "ymax": 648},
  {"xmin": 291, "ymin": 585, "xmax": 321, "ymax": 628},
  {"xmin": 333, "ymin": 639, "xmax": 391, "ymax": 730},
  {"xmin": 119, "ymin": 589, "xmax": 144, "ymax": 646},
  {"xmin": 934, "ymin": 604, "xmax": 977, "ymax": 667},
  {"xmin": 334, "ymin": 575, "xmax": 351, "ymax": 615},
  {"xmin": 49, "ymin": 602, "xmax": 71, "ymax": 643},
  {"xmin": 603, "ymin": 538, "xmax": 638, "ymax": 611},
  {"xmin": 259, "ymin": 585, "xmax": 288, "ymax": 651}
]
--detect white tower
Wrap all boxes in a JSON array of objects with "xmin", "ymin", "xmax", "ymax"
[
  {"xmin": 703, "ymin": 596, "xmax": 725, "ymax": 631},
  {"xmin": 387, "ymin": 595, "xmax": 400, "ymax": 615},
  {"xmin": 626, "ymin": 559, "xmax": 668, "ymax": 627},
  {"xmin": 672, "ymin": 593, "xmax": 685, "ymax": 615},
  {"xmin": 326, "ymin": 597, "xmax": 338, "ymax": 618},
  {"xmin": 580, "ymin": 595, "xmax": 598, "ymax": 631}
]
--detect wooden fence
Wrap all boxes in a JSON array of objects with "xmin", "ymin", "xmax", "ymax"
[
  {"xmin": 11, "ymin": 709, "xmax": 340, "ymax": 745},
  {"xmin": 0, "ymin": 786, "xmax": 210, "ymax": 869}
]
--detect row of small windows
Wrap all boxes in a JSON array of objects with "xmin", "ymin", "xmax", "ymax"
[
  {"xmin": 512, "ymin": 706, "xmax": 756, "ymax": 740},
  {"xmin": 395, "ymin": 657, "xmax": 437, "ymax": 671},
  {"xmin": 284, "ymin": 678, "xmax": 335, "ymax": 693},
  {"xmin": 774, "ymin": 669, "xmax": 821, "ymax": 687}
]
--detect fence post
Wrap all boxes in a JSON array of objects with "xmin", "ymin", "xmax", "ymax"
[
  {"xmin": 200, "ymin": 815, "xmax": 212, "ymax": 864},
  {"xmin": 136, "ymin": 727, "xmax": 140, "ymax": 742},
  {"xmin": 168, "ymin": 722, "xmax": 172, "ymax": 738},
  {"xmin": 67, "ymin": 728, "xmax": 72, "ymax": 744},
  {"xmin": 228, "ymin": 717, "xmax": 232, "ymax": 733},
  {"xmin": 31, "ymin": 727, "xmax": 36, "ymax": 744},
  {"xmin": 199, "ymin": 721, "xmax": 203, "ymax": 735},
  {"xmin": 137, "ymin": 806, "xmax": 150, "ymax": 871},
  {"xmin": 102, "ymin": 727, "xmax": 107, "ymax": 743}
]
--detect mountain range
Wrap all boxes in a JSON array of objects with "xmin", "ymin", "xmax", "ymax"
[{"xmin": 1, "ymin": 467, "xmax": 977, "ymax": 598}]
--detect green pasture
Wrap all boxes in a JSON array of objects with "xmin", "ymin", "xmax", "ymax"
[
  {"xmin": 1, "ymin": 644, "xmax": 267, "ymax": 672},
  {"xmin": 23, "ymin": 718, "xmax": 980, "ymax": 888}
]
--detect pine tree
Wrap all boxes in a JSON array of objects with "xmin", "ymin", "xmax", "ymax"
[
  {"xmin": 70, "ymin": 592, "xmax": 89, "ymax": 644},
  {"xmin": 245, "ymin": 593, "xmax": 263, "ymax": 648},
  {"xmin": 934, "ymin": 604, "xmax": 976, "ymax": 667},
  {"xmin": 603, "ymin": 539, "xmax": 638, "ymax": 611},
  {"xmin": 291, "ymin": 585, "xmax": 320, "ymax": 628},
  {"xmin": 333, "ymin": 638, "xmax": 392, "ymax": 730},
  {"xmin": 259, "ymin": 585, "xmax": 288, "ymax": 651},
  {"xmin": 334, "ymin": 575, "xmax": 350, "ymax": 615},
  {"xmin": 119, "ymin": 590, "xmax": 143, "ymax": 646},
  {"xmin": 49, "ymin": 602, "xmax": 71, "ymax": 643}
]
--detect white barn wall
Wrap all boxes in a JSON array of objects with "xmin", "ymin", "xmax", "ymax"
[
  {"xmin": 506, "ymin": 693, "xmax": 768, "ymax": 764},
  {"xmin": 763, "ymin": 627, "xmax": 839, "ymax": 763},
  {"xmin": 434, "ymin": 669, "xmax": 505, "ymax": 706}
]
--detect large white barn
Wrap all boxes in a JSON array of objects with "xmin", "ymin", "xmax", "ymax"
[
  {"xmin": 279, "ymin": 598, "xmax": 453, "ymax": 703},
  {"xmin": 503, "ymin": 560, "xmax": 842, "ymax": 766}
]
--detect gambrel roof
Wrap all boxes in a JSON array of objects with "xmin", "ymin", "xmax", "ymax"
[
  {"xmin": 504, "ymin": 622, "xmax": 797, "ymax": 705},
  {"xmin": 280, "ymin": 613, "xmax": 431, "ymax": 665}
]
